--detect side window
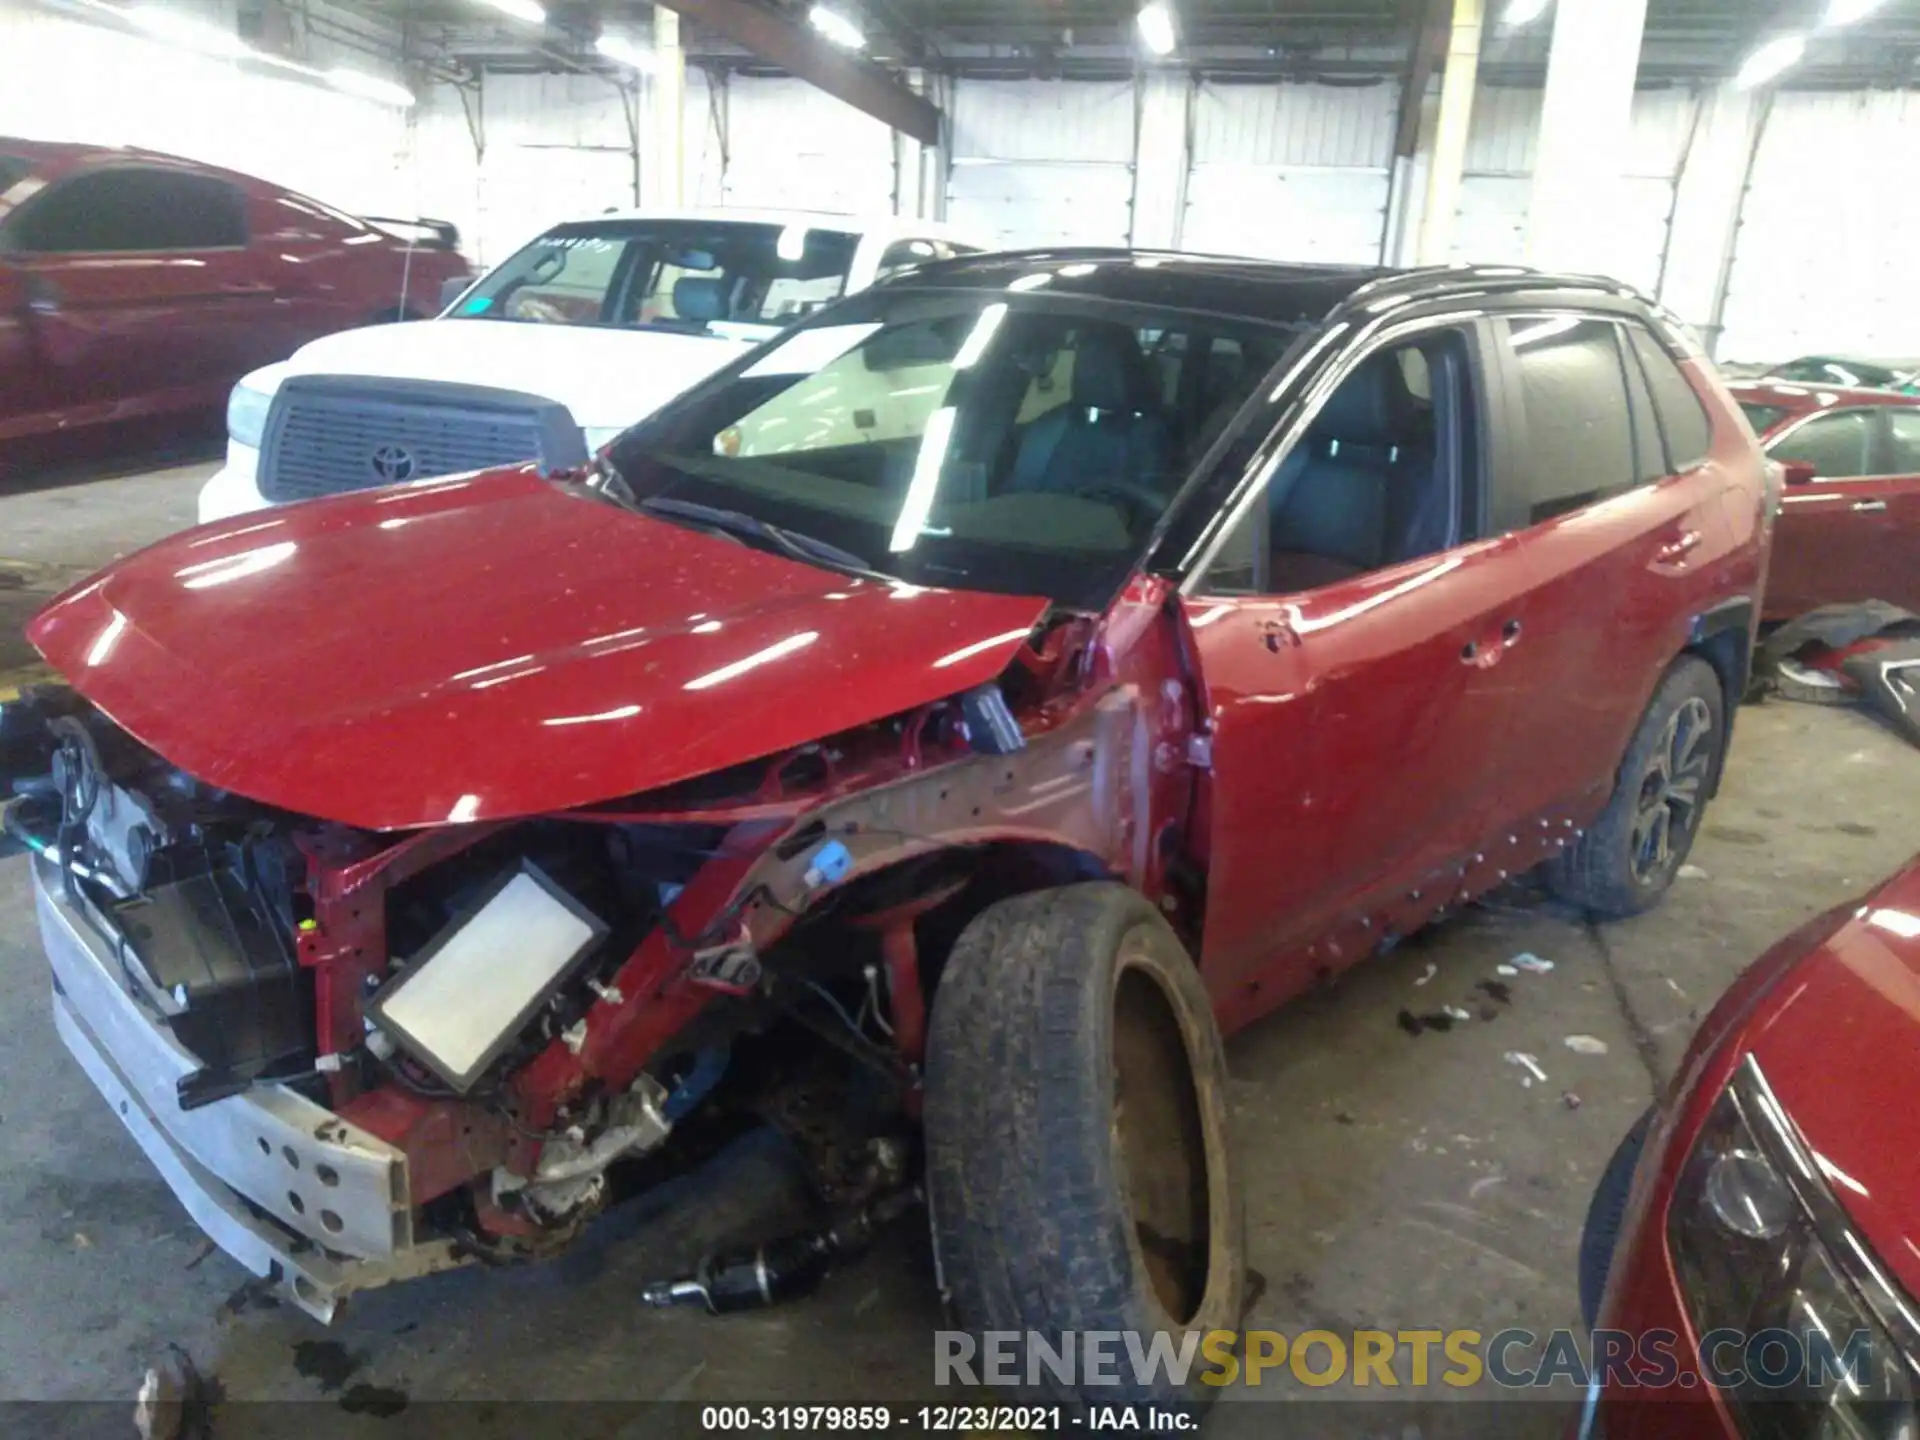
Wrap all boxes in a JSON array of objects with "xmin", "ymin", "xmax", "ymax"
[
  {"xmin": 1199, "ymin": 328, "xmax": 1476, "ymax": 596},
  {"xmin": 875, "ymin": 238, "xmax": 941, "ymax": 280},
  {"xmin": 1502, "ymin": 316, "xmax": 1637, "ymax": 524},
  {"xmin": 1617, "ymin": 325, "xmax": 1668, "ymax": 485},
  {"xmin": 1769, "ymin": 410, "xmax": 1876, "ymax": 479},
  {"xmin": 1625, "ymin": 325, "xmax": 1714, "ymax": 471},
  {"xmin": 1886, "ymin": 410, "xmax": 1920, "ymax": 474},
  {"xmin": 9, "ymin": 168, "xmax": 245, "ymax": 253}
]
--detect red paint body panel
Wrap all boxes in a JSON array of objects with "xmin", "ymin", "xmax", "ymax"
[
  {"xmin": 1593, "ymin": 858, "xmax": 1920, "ymax": 1434},
  {"xmin": 0, "ymin": 138, "xmax": 467, "ymax": 468},
  {"xmin": 26, "ymin": 469, "xmax": 1050, "ymax": 830},
  {"xmin": 1733, "ymin": 382, "xmax": 1920, "ymax": 619}
]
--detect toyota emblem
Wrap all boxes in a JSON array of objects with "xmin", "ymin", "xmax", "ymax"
[{"xmin": 370, "ymin": 444, "xmax": 417, "ymax": 483}]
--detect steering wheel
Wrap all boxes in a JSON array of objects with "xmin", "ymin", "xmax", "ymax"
[{"xmin": 1080, "ymin": 479, "xmax": 1166, "ymax": 531}]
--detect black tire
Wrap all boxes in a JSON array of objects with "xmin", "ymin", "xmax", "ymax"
[
  {"xmin": 1579, "ymin": 1109, "xmax": 1653, "ymax": 1330},
  {"xmin": 1548, "ymin": 656, "xmax": 1724, "ymax": 918},
  {"xmin": 924, "ymin": 883, "xmax": 1243, "ymax": 1414}
]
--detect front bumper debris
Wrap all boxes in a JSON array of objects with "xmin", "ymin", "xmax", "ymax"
[{"xmin": 32, "ymin": 854, "xmax": 464, "ymax": 1320}]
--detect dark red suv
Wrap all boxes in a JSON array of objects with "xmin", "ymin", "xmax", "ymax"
[
  {"xmin": 1733, "ymin": 381, "xmax": 1920, "ymax": 619},
  {"xmin": 2, "ymin": 255, "xmax": 1770, "ymax": 1417},
  {"xmin": 0, "ymin": 139, "xmax": 467, "ymax": 472}
]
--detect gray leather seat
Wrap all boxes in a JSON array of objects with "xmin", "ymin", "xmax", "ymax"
[
  {"xmin": 1268, "ymin": 354, "xmax": 1446, "ymax": 591},
  {"xmin": 1006, "ymin": 327, "xmax": 1171, "ymax": 503}
]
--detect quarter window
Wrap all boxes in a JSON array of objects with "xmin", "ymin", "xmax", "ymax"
[
  {"xmin": 1885, "ymin": 410, "xmax": 1920, "ymax": 473},
  {"xmin": 7, "ymin": 167, "xmax": 245, "ymax": 252},
  {"xmin": 1626, "ymin": 325, "xmax": 1714, "ymax": 471},
  {"xmin": 1503, "ymin": 317, "xmax": 1637, "ymax": 523},
  {"xmin": 1768, "ymin": 410, "xmax": 1875, "ymax": 479}
]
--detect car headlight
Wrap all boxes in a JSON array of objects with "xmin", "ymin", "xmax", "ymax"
[
  {"xmin": 226, "ymin": 380, "xmax": 274, "ymax": 449},
  {"xmin": 1671, "ymin": 1056, "xmax": 1918, "ymax": 1438}
]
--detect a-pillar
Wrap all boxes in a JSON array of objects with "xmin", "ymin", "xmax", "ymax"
[{"xmin": 1525, "ymin": 0, "xmax": 1652, "ymax": 277}]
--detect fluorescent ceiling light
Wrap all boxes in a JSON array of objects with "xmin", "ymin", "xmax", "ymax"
[
  {"xmin": 326, "ymin": 67, "xmax": 415, "ymax": 107},
  {"xmin": 1137, "ymin": 1, "xmax": 1176, "ymax": 56},
  {"xmin": 1823, "ymin": 0, "xmax": 1887, "ymax": 24},
  {"xmin": 809, "ymin": 4, "xmax": 866, "ymax": 49},
  {"xmin": 128, "ymin": 7, "xmax": 251, "ymax": 58},
  {"xmin": 1502, "ymin": 0, "xmax": 1553, "ymax": 25},
  {"xmin": 485, "ymin": 0, "xmax": 547, "ymax": 25},
  {"xmin": 1735, "ymin": 34, "xmax": 1806, "ymax": 89},
  {"xmin": 595, "ymin": 33, "xmax": 655, "ymax": 70}
]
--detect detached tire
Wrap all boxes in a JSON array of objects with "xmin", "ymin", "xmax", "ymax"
[
  {"xmin": 1549, "ymin": 656, "xmax": 1724, "ymax": 919},
  {"xmin": 925, "ymin": 883, "xmax": 1243, "ymax": 1414}
]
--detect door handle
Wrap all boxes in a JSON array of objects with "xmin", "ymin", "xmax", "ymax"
[
  {"xmin": 1852, "ymin": 500, "xmax": 1889, "ymax": 513},
  {"xmin": 22, "ymin": 275, "xmax": 59, "ymax": 315},
  {"xmin": 1651, "ymin": 528, "xmax": 1703, "ymax": 570}
]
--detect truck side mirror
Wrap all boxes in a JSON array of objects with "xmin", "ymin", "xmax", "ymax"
[
  {"xmin": 439, "ymin": 276, "xmax": 471, "ymax": 312},
  {"xmin": 1780, "ymin": 460, "xmax": 1818, "ymax": 486}
]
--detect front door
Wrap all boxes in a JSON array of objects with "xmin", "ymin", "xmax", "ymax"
[
  {"xmin": 1184, "ymin": 322, "xmax": 1528, "ymax": 1023},
  {"xmin": 1769, "ymin": 406, "xmax": 1920, "ymax": 616}
]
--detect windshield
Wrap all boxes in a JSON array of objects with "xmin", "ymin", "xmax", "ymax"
[
  {"xmin": 603, "ymin": 288, "xmax": 1296, "ymax": 609},
  {"xmin": 448, "ymin": 219, "xmax": 860, "ymax": 334},
  {"xmin": 1738, "ymin": 402, "xmax": 1791, "ymax": 435}
]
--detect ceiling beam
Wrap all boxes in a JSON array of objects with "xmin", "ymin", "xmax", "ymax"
[{"xmin": 651, "ymin": 0, "xmax": 942, "ymax": 144}]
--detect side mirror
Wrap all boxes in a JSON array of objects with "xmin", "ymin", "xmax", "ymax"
[
  {"xmin": 439, "ymin": 276, "xmax": 471, "ymax": 311},
  {"xmin": 1780, "ymin": 459, "xmax": 1818, "ymax": 486}
]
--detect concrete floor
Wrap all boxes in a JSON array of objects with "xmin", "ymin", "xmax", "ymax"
[{"xmin": 0, "ymin": 464, "xmax": 1915, "ymax": 1436}]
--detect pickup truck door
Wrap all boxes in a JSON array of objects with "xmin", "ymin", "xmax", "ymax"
[
  {"xmin": 0, "ymin": 165, "xmax": 269, "ymax": 431},
  {"xmin": 0, "ymin": 261, "xmax": 51, "ymax": 449},
  {"xmin": 1770, "ymin": 407, "xmax": 1920, "ymax": 615}
]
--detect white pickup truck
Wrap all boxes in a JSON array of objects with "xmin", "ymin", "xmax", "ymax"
[{"xmin": 199, "ymin": 207, "xmax": 986, "ymax": 522}]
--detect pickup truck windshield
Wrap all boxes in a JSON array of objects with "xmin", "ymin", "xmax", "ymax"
[
  {"xmin": 450, "ymin": 219, "xmax": 860, "ymax": 334},
  {"xmin": 605, "ymin": 288, "xmax": 1296, "ymax": 609}
]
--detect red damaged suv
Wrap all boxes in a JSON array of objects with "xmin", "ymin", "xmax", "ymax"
[
  {"xmin": 0, "ymin": 138, "xmax": 467, "ymax": 472},
  {"xmin": 1580, "ymin": 855, "xmax": 1920, "ymax": 1437},
  {"xmin": 0, "ymin": 254, "xmax": 1770, "ymax": 1414}
]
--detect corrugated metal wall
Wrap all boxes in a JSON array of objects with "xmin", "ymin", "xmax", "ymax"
[
  {"xmin": 720, "ymin": 77, "xmax": 895, "ymax": 214},
  {"xmin": 946, "ymin": 80, "xmax": 1136, "ymax": 246},
  {"xmin": 0, "ymin": 0, "xmax": 411, "ymax": 214},
  {"xmin": 412, "ymin": 71, "xmax": 638, "ymax": 267},
  {"xmin": 1183, "ymin": 80, "xmax": 1398, "ymax": 264},
  {"xmin": 1716, "ymin": 89, "xmax": 1920, "ymax": 362},
  {"xmin": 1457, "ymin": 84, "xmax": 1698, "ymax": 292}
]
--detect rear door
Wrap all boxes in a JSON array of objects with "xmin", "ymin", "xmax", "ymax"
[
  {"xmin": 0, "ymin": 165, "xmax": 265, "ymax": 428},
  {"xmin": 1477, "ymin": 313, "xmax": 1737, "ymax": 834},
  {"xmin": 1182, "ymin": 317, "xmax": 1531, "ymax": 1017},
  {"xmin": 1768, "ymin": 407, "xmax": 1920, "ymax": 615}
]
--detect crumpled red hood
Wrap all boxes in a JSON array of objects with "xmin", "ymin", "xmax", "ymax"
[
  {"xmin": 28, "ymin": 468, "xmax": 1049, "ymax": 830},
  {"xmin": 1746, "ymin": 860, "xmax": 1920, "ymax": 1303}
]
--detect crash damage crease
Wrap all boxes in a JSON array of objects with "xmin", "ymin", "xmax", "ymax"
[{"xmin": 7, "ymin": 644, "xmax": 1164, "ymax": 1318}]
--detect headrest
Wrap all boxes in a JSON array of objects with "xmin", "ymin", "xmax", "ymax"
[
  {"xmin": 1070, "ymin": 327, "xmax": 1144, "ymax": 413},
  {"xmin": 1310, "ymin": 354, "xmax": 1400, "ymax": 445},
  {"xmin": 673, "ymin": 276, "xmax": 727, "ymax": 322}
]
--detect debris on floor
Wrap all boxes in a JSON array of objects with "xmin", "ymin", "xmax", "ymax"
[
  {"xmin": 1414, "ymin": 961, "xmax": 1439, "ymax": 987},
  {"xmin": 1562, "ymin": 1091, "xmax": 1582, "ymax": 1110},
  {"xmin": 1563, "ymin": 1034, "xmax": 1609, "ymax": 1056},
  {"xmin": 135, "ymin": 1344, "xmax": 209, "ymax": 1440},
  {"xmin": 1511, "ymin": 953, "xmax": 1554, "ymax": 974},
  {"xmin": 1496, "ymin": 963, "xmax": 1518, "ymax": 976},
  {"xmin": 1504, "ymin": 1051, "xmax": 1548, "ymax": 1087},
  {"xmin": 1477, "ymin": 978, "xmax": 1513, "ymax": 1004},
  {"xmin": 1678, "ymin": 863, "xmax": 1710, "ymax": 880}
]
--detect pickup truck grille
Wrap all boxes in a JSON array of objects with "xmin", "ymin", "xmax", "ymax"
[{"xmin": 258, "ymin": 375, "xmax": 589, "ymax": 504}]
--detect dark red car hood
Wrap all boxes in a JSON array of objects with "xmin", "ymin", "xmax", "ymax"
[
  {"xmin": 1745, "ymin": 859, "xmax": 1920, "ymax": 1301},
  {"xmin": 28, "ymin": 468, "xmax": 1049, "ymax": 830}
]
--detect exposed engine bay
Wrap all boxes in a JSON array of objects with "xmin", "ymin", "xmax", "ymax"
[{"xmin": 0, "ymin": 603, "xmax": 1176, "ymax": 1321}]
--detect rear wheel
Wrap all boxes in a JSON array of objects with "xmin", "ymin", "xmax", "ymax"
[
  {"xmin": 1549, "ymin": 656, "xmax": 1723, "ymax": 918},
  {"xmin": 924, "ymin": 883, "xmax": 1243, "ymax": 1413}
]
